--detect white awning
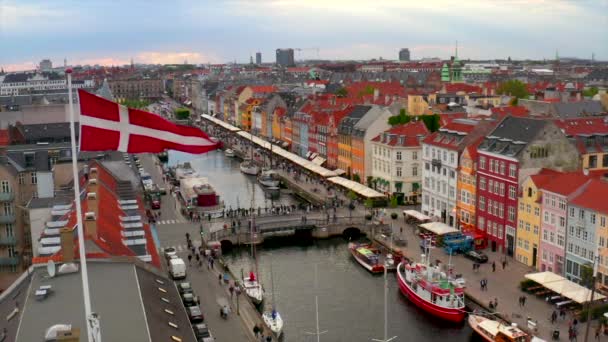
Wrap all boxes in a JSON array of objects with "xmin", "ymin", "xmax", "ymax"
[
  {"xmin": 311, "ymin": 156, "xmax": 326, "ymax": 166},
  {"xmin": 326, "ymin": 177, "xmax": 386, "ymax": 198},
  {"xmin": 419, "ymin": 222, "xmax": 459, "ymax": 236},
  {"xmin": 201, "ymin": 114, "xmax": 241, "ymax": 132},
  {"xmin": 403, "ymin": 210, "xmax": 431, "ymax": 222},
  {"xmin": 525, "ymin": 272, "xmax": 606, "ymax": 304}
]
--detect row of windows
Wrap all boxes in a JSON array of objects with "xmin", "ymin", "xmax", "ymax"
[
  {"xmin": 424, "ymin": 163, "xmax": 456, "ymax": 178},
  {"xmin": 479, "ymin": 156, "xmax": 517, "ymax": 178},
  {"xmin": 478, "ymin": 217, "xmax": 504, "ymax": 238},
  {"xmin": 567, "ymin": 243, "xmax": 595, "ymax": 261},
  {"xmin": 423, "ymin": 178, "xmax": 455, "ymax": 198},
  {"xmin": 424, "ymin": 146, "xmax": 456, "ymax": 164}
]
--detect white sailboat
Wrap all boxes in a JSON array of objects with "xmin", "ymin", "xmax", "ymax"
[
  {"xmin": 258, "ymin": 169, "xmax": 280, "ymax": 187},
  {"xmin": 243, "ymin": 182, "xmax": 264, "ymax": 305},
  {"xmin": 224, "ymin": 149, "xmax": 235, "ymax": 158},
  {"xmin": 240, "ymin": 160, "xmax": 259, "ymax": 176},
  {"xmin": 262, "ymin": 260, "xmax": 283, "ymax": 337}
]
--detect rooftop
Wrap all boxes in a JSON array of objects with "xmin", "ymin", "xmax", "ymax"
[
  {"xmin": 372, "ymin": 121, "xmax": 429, "ymax": 147},
  {"xmin": 569, "ymin": 179, "xmax": 608, "ymax": 214},
  {"xmin": 478, "ymin": 116, "xmax": 548, "ymax": 157}
]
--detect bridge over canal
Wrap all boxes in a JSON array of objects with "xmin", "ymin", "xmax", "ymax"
[{"xmin": 204, "ymin": 215, "xmax": 389, "ymax": 248}]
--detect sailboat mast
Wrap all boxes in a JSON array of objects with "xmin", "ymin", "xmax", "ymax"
[{"xmin": 270, "ymin": 261, "xmax": 275, "ymax": 311}]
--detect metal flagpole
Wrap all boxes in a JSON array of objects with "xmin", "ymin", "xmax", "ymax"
[{"xmin": 66, "ymin": 69, "xmax": 99, "ymax": 342}]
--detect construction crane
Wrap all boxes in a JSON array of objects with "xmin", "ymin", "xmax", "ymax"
[{"xmin": 294, "ymin": 47, "xmax": 320, "ymax": 60}]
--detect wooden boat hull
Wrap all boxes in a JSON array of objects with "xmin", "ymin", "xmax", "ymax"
[
  {"xmin": 396, "ymin": 263, "xmax": 466, "ymax": 323},
  {"xmin": 349, "ymin": 245, "xmax": 384, "ymax": 274}
]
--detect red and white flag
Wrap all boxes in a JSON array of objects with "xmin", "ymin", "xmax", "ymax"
[{"xmin": 78, "ymin": 89, "xmax": 219, "ymax": 154}]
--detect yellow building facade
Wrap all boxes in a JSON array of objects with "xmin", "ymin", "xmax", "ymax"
[
  {"xmin": 515, "ymin": 176, "xmax": 546, "ymax": 268},
  {"xmin": 456, "ymin": 145, "xmax": 477, "ymax": 234},
  {"xmin": 597, "ymin": 212, "xmax": 608, "ymax": 293}
]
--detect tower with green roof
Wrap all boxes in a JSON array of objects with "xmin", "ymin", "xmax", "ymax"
[{"xmin": 450, "ymin": 41, "xmax": 463, "ymax": 83}]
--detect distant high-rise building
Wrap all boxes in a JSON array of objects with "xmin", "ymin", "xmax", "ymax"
[
  {"xmin": 256, "ymin": 52, "xmax": 262, "ymax": 65},
  {"xmin": 276, "ymin": 48, "xmax": 295, "ymax": 67},
  {"xmin": 39, "ymin": 59, "xmax": 52, "ymax": 72},
  {"xmin": 399, "ymin": 48, "xmax": 410, "ymax": 61}
]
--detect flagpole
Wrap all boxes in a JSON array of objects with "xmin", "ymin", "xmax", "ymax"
[{"xmin": 66, "ymin": 69, "xmax": 97, "ymax": 342}]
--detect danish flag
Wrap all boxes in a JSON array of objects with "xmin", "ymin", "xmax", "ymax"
[{"xmin": 78, "ymin": 89, "xmax": 219, "ymax": 154}]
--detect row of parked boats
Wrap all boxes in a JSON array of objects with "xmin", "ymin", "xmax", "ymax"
[
  {"xmin": 349, "ymin": 240, "xmax": 532, "ymax": 342},
  {"xmin": 225, "ymin": 148, "xmax": 281, "ymax": 188}
]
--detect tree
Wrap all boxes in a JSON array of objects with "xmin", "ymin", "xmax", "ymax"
[
  {"xmin": 583, "ymin": 87, "xmax": 599, "ymax": 98},
  {"xmin": 388, "ymin": 110, "xmax": 412, "ymax": 126},
  {"xmin": 420, "ymin": 114, "xmax": 441, "ymax": 132},
  {"xmin": 580, "ymin": 263, "xmax": 595, "ymax": 289},
  {"xmin": 346, "ymin": 190, "xmax": 358, "ymax": 201},
  {"xmin": 390, "ymin": 197, "xmax": 398, "ymax": 208},
  {"xmin": 366, "ymin": 176, "xmax": 373, "ymax": 188},
  {"xmin": 335, "ymin": 87, "xmax": 348, "ymax": 98},
  {"xmin": 496, "ymin": 80, "xmax": 529, "ymax": 103},
  {"xmin": 175, "ymin": 108, "xmax": 190, "ymax": 120},
  {"xmin": 353, "ymin": 174, "xmax": 361, "ymax": 183},
  {"xmin": 121, "ymin": 98, "xmax": 151, "ymax": 109}
]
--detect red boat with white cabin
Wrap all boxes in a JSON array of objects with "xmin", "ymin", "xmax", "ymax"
[{"xmin": 396, "ymin": 241, "xmax": 466, "ymax": 323}]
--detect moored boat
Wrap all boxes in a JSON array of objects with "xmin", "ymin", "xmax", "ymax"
[
  {"xmin": 349, "ymin": 243, "xmax": 385, "ymax": 274},
  {"xmin": 468, "ymin": 314, "xmax": 530, "ymax": 342},
  {"xmin": 242, "ymin": 272, "xmax": 264, "ymax": 305},
  {"xmin": 262, "ymin": 310, "xmax": 283, "ymax": 338},
  {"xmin": 224, "ymin": 149, "xmax": 235, "ymax": 158},
  {"xmin": 240, "ymin": 161, "xmax": 259, "ymax": 176},
  {"xmin": 396, "ymin": 251, "xmax": 466, "ymax": 323},
  {"xmin": 175, "ymin": 164, "xmax": 224, "ymax": 216},
  {"xmin": 258, "ymin": 169, "xmax": 280, "ymax": 187}
]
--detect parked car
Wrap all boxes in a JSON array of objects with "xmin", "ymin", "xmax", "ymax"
[
  {"xmin": 464, "ymin": 250, "xmax": 489, "ymax": 263},
  {"xmin": 150, "ymin": 196, "xmax": 161, "ymax": 210},
  {"xmin": 169, "ymin": 258, "xmax": 186, "ymax": 280},
  {"xmin": 181, "ymin": 292, "xmax": 198, "ymax": 307},
  {"xmin": 187, "ymin": 305, "xmax": 204, "ymax": 324},
  {"xmin": 177, "ymin": 282, "xmax": 193, "ymax": 295},
  {"xmin": 193, "ymin": 323, "xmax": 214, "ymax": 342},
  {"xmin": 163, "ymin": 247, "xmax": 177, "ymax": 261}
]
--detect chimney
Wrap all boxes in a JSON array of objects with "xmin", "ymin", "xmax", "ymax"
[
  {"xmin": 84, "ymin": 211, "xmax": 97, "ymax": 239},
  {"xmin": 56, "ymin": 327, "xmax": 80, "ymax": 342},
  {"xmin": 60, "ymin": 227, "xmax": 74, "ymax": 262},
  {"xmin": 373, "ymin": 88, "xmax": 380, "ymax": 102}
]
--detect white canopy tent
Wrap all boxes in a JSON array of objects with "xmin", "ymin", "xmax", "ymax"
[
  {"xmin": 525, "ymin": 271, "xmax": 606, "ymax": 304},
  {"xmin": 419, "ymin": 222, "xmax": 459, "ymax": 236},
  {"xmin": 201, "ymin": 114, "xmax": 241, "ymax": 132},
  {"xmin": 403, "ymin": 210, "xmax": 431, "ymax": 222},
  {"xmin": 326, "ymin": 177, "xmax": 386, "ymax": 198}
]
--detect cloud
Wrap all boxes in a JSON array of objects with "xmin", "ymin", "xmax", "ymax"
[
  {"xmin": 135, "ymin": 51, "xmax": 221, "ymax": 65},
  {"xmin": 3, "ymin": 62, "xmax": 38, "ymax": 72}
]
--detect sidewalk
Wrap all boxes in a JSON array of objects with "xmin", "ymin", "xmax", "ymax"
[{"xmin": 387, "ymin": 210, "xmax": 589, "ymax": 341}]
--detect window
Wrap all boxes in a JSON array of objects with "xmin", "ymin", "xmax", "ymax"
[
  {"xmin": 499, "ymin": 204, "xmax": 504, "ymax": 218},
  {"xmin": 449, "ymin": 170, "xmax": 455, "ymax": 179},
  {"xmin": 580, "ymin": 209, "xmax": 585, "ymax": 220},
  {"xmin": 425, "ymin": 162, "xmax": 430, "ymax": 170},
  {"xmin": 559, "ymin": 216, "xmax": 566, "ymax": 228},
  {"xmin": 412, "ymin": 166, "xmax": 418, "ymax": 177},
  {"xmin": 525, "ymin": 222, "xmax": 531, "ymax": 232},
  {"xmin": 489, "ymin": 179, "xmax": 494, "ymax": 193},
  {"xmin": 479, "ymin": 176, "xmax": 486, "ymax": 190},
  {"xmin": 591, "ymin": 214, "xmax": 596, "ymax": 224},
  {"xmin": 443, "ymin": 151, "xmax": 447, "ymax": 161},
  {"xmin": 479, "ymin": 156, "xmax": 486, "ymax": 169},
  {"xmin": 559, "ymin": 199, "xmax": 566, "ymax": 211},
  {"xmin": 534, "ymin": 225, "xmax": 539, "ymax": 235},
  {"xmin": 602, "ymin": 217, "xmax": 607, "ymax": 228},
  {"xmin": 18, "ymin": 173, "xmax": 24, "ymax": 185},
  {"xmin": 519, "ymin": 202, "xmax": 524, "ymax": 211},
  {"xmin": 544, "ymin": 211, "xmax": 549, "ymax": 223},
  {"xmin": 450, "ymin": 153, "xmax": 454, "ymax": 164},
  {"xmin": 570, "ymin": 207, "xmax": 575, "ymax": 218},
  {"xmin": 396, "ymin": 167, "xmax": 402, "ymax": 177},
  {"xmin": 509, "ymin": 186, "xmax": 516, "ymax": 199},
  {"xmin": 518, "ymin": 219, "xmax": 524, "ymax": 229},
  {"xmin": 424, "ymin": 146, "xmax": 429, "ymax": 157},
  {"xmin": 479, "ymin": 196, "xmax": 485, "ymax": 211},
  {"xmin": 526, "ymin": 204, "xmax": 531, "ymax": 214},
  {"xmin": 558, "ymin": 234, "xmax": 565, "ymax": 247},
  {"xmin": 534, "ymin": 207, "xmax": 540, "ymax": 216},
  {"xmin": 509, "ymin": 164, "xmax": 516, "ymax": 177},
  {"xmin": 478, "ymin": 217, "xmax": 485, "ymax": 231},
  {"xmin": 508, "ymin": 206, "xmax": 516, "ymax": 221},
  {"xmin": 499, "ymin": 161, "xmax": 505, "ymax": 175},
  {"xmin": 412, "ymin": 151, "xmax": 417, "ymax": 160},
  {"xmin": 31, "ymin": 172, "xmax": 37, "ymax": 184},
  {"xmin": 499, "ymin": 183, "xmax": 505, "ymax": 196},
  {"xmin": 0, "ymin": 181, "xmax": 9, "ymax": 193},
  {"xmin": 493, "ymin": 181, "xmax": 499, "ymax": 195},
  {"xmin": 396, "ymin": 151, "xmax": 402, "ymax": 160}
]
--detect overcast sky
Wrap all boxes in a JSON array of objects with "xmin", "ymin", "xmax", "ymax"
[{"xmin": 1, "ymin": 0, "xmax": 607, "ymax": 71}]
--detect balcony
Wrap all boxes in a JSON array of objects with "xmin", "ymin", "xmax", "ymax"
[
  {"xmin": 0, "ymin": 237, "xmax": 17, "ymax": 246},
  {"xmin": 0, "ymin": 257, "xmax": 19, "ymax": 266},
  {"xmin": 0, "ymin": 214, "xmax": 16, "ymax": 224},
  {"xmin": 0, "ymin": 192, "xmax": 14, "ymax": 202},
  {"xmin": 431, "ymin": 158, "xmax": 442, "ymax": 167}
]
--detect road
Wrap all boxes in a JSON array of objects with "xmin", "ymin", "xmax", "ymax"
[{"xmin": 139, "ymin": 153, "xmax": 257, "ymax": 341}]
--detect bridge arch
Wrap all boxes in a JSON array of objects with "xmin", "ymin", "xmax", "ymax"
[
  {"xmin": 220, "ymin": 239, "xmax": 234, "ymax": 252},
  {"xmin": 342, "ymin": 227, "xmax": 362, "ymax": 239}
]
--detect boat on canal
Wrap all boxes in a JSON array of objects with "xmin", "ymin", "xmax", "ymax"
[
  {"xmin": 468, "ymin": 314, "xmax": 530, "ymax": 342},
  {"xmin": 174, "ymin": 164, "xmax": 224, "ymax": 217},
  {"xmin": 240, "ymin": 160, "xmax": 259, "ymax": 176},
  {"xmin": 262, "ymin": 261, "xmax": 283, "ymax": 338},
  {"xmin": 224, "ymin": 149, "xmax": 236, "ymax": 158},
  {"xmin": 396, "ymin": 239, "xmax": 466, "ymax": 323},
  {"xmin": 258, "ymin": 169, "xmax": 280, "ymax": 187},
  {"xmin": 243, "ymin": 271, "xmax": 264, "ymax": 305},
  {"xmin": 348, "ymin": 242, "xmax": 386, "ymax": 274}
]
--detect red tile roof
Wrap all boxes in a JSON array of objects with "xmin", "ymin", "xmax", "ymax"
[
  {"xmin": 538, "ymin": 172, "xmax": 593, "ymax": 196},
  {"xmin": 0, "ymin": 129, "xmax": 9, "ymax": 147},
  {"xmin": 490, "ymin": 106, "xmax": 530, "ymax": 118},
  {"xmin": 372, "ymin": 121, "xmax": 429, "ymax": 147},
  {"xmin": 422, "ymin": 120, "xmax": 479, "ymax": 150},
  {"xmin": 249, "ymin": 85, "xmax": 278, "ymax": 93},
  {"xmin": 569, "ymin": 179, "xmax": 608, "ymax": 214},
  {"xmin": 444, "ymin": 83, "xmax": 483, "ymax": 94},
  {"xmin": 553, "ymin": 117, "xmax": 608, "ymax": 135}
]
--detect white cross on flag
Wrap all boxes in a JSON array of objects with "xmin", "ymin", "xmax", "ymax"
[{"xmin": 78, "ymin": 90, "xmax": 219, "ymax": 154}]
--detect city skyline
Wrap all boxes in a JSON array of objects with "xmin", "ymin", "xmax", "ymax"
[{"xmin": 1, "ymin": 0, "xmax": 607, "ymax": 71}]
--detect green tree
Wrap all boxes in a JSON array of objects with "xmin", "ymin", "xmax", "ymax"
[
  {"xmin": 420, "ymin": 114, "xmax": 441, "ymax": 132},
  {"xmin": 121, "ymin": 99, "xmax": 151, "ymax": 109},
  {"xmin": 580, "ymin": 263, "xmax": 595, "ymax": 289},
  {"xmin": 390, "ymin": 196, "xmax": 398, "ymax": 208},
  {"xmin": 583, "ymin": 87, "xmax": 599, "ymax": 98},
  {"xmin": 364, "ymin": 198, "xmax": 374, "ymax": 209},
  {"xmin": 347, "ymin": 190, "xmax": 358, "ymax": 201},
  {"xmin": 174, "ymin": 108, "xmax": 191, "ymax": 120},
  {"xmin": 388, "ymin": 109, "xmax": 412, "ymax": 126},
  {"xmin": 335, "ymin": 87, "xmax": 348, "ymax": 98},
  {"xmin": 366, "ymin": 176, "xmax": 373, "ymax": 188},
  {"xmin": 496, "ymin": 80, "xmax": 529, "ymax": 102},
  {"xmin": 353, "ymin": 174, "xmax": 361, "ymax": 183}
]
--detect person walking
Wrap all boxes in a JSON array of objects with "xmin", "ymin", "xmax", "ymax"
[
  {"xmin": 502, "ymin": 260, "xmax": 507, "ymax": 270},
  {"xmin": 187, "ymin": 254, "xmax": 192, "ymax": 266},
  {"xmin": 494, "ymin": 297, "xmax": 498, "ymax": 309},
  {"xmin": 218, "ymin": 273, "xmax": 223, "ymax": 284},
  {"xmin": 522, "ymin": 296, "xmax": 526, "ymax": 307},
  {"xmin": 551, "ymin": 310, "xmax": 558, "ymax": 324},
  {"xmin": 229, "ymin": 284, "xmax": 235, "ymax": 299},
  {"xmin": 492, "ymin": 261, "xmax": 496, "ymax": 272}
]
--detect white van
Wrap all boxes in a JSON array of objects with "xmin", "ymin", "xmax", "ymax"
[{"xmin": 169, "ymin": 258, "xmax": 186, "ymax": 280}]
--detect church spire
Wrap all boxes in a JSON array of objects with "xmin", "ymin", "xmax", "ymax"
[{"xmin": 455, "ymin": 40, "xmax": 458, "ymax": 59}]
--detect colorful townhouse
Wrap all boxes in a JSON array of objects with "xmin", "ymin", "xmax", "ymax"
[
  {"xmin": 537, "ymin": 173, "xmax": 591, "ymax": 274},
  {"xmin": 326, "ymin": 107, "xmax": 351, "ymax": 169},
  {"xmin": 337, "ymin": 106, "xmax": 373, "ymax": 177},
  {"xmin": 554, "ymin": 117, "xmax": 608, "ymax": 171},
  {"xmin": 370, "ymin": 121, "xmax": 429, "ymax": 203},
  {"xmin": 476, "ymin": 117, "xmax": 580, "ymax": 255},
  {"xmin": 565, "ymin": 179, "xmax": 608, "ymax": 284},
  {"xmin": 421, "ymin": 119, "xmax": 494, "ymax": 227},
  {"xmin": 456, "ymin": 137, "xmax": 483, "ymax": 234},
  {"xmin": 350, "ymin": 106, "xmax": 392, "ymax": 182},
  {"xmin": 515, "ymin": 170, "xmax": 558, "ymax": 267}
]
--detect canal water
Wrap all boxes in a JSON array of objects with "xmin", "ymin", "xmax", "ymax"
[{"xmin": 170, "ymin": 150, "xmax": 476, "ymax": 342}]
